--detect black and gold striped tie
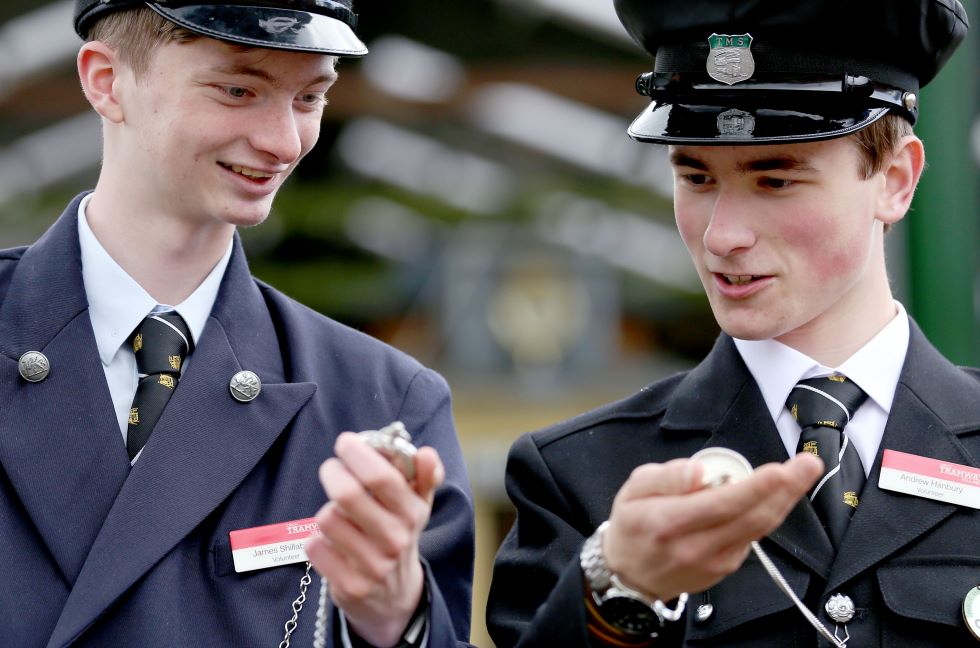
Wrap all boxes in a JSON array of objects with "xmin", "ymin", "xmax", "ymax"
[
  {"xmin": 787, "ymin": 374, "xmax": 868, "ymax": 549},
  {"xmin": 126, "ymin": 312, "xmax": 193, "ymax": 461}
]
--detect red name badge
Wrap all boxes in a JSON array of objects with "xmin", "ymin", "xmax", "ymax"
[
  {"xmin": 229, "ymin": 518, "xmax": 320, "ymax": 573},
  {"xmin": 878, "ymin": 450, "xmax": 980, "ymax": 509}
]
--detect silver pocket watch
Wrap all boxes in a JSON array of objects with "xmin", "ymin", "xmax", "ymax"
[{"xmin": 279, "ymin": 422, "xmax": 418, "ymax": 648}]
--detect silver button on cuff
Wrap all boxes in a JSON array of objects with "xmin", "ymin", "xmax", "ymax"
[
  {"xmin": 18, "ymin": 351, "xmax": 50, "ymax": 383},
  {"xmin": 229, "ymin": 370, "xmax": 261, "ymax": 402}
]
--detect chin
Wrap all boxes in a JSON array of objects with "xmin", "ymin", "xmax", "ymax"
[
  {"xmin": 218, "ymin": 203, "xmax": 274, "ymax": 228},
  {"xmin": 713, "ymin": 314, "xmax": 783, "ymax": 342}
]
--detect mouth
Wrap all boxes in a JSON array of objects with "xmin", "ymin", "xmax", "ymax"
[
  {"xmin": 720, "ymin": 274, "xmax": 764, "ymax": 286},
  {"xmin": 219, "ymin": 162, "xmax": 277, "ymax": 183}
]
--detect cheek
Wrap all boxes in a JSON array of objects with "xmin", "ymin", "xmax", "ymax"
[
  {"xmin": 298, "ymin": 119, "xmax": 321, "ymax": 156},
  {"xmin": 778, "ymin": 209, "xmax": 866, "ymax": 283},
  {"xmin": 673, "ymin": 199, "xmax": 707, "ymax": 253}
]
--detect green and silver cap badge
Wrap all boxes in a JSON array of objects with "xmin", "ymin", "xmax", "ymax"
[{"xmin": 706, "ymin": 34, "xmax": 754, "ymax": 85}]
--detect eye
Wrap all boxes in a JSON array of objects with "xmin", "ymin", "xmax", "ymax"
[
  {"xmin": 223, "ymin": 86, "xmax": 250, "ymax": 99},
  {"xmin": 297, "ymin": 92, "xmax": 328, "ymax": 107},
  {"xmin": 680, "ymin": 173, "xmax": 713, "ymax": 187},
  {"xmin": 759, "ymin": 177, "xmax": 793, "ymax": 189}
]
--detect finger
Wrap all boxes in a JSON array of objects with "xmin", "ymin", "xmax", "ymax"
[
  {"xmin": 618, "ymin": 454, "xmax": 821, "ymax": 545},
  {"xmin": 305, "ymin": 530, "xmax": 376, "ymax": 602},
  {"xmin": 316, "ymin": 504, "xmax": 399, "ymax": 582},
  {"xmin": 413, "ymin": 447, "xmax": 444, "ymax": 503},
  {"xmin": 320, "ymin": 458, "xmax": 421, "ymax": 554},
  {"xmin": 334, "ymin": 432, "xmax": 418, "ymax": 512},
  {"xmin": 787, "ymin": 451, "xmax": 824, "ymax": 486},
  {"xmin": 669, "ymin": 455, "xmax": 824, "ymax": 536},
  {"xmin": 304, "ymin": 529, "xmax": 332, "ymax": 576},
  {"xmin": 618, "ymin": 458, "xmax": 704, "ymax": 500}
]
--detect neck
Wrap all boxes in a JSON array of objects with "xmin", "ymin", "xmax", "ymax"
[{"xmin": 85, "ymin": 183, "xmax": 234, "ymax": 305}]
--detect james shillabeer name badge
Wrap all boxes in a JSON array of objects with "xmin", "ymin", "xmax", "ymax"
[
  {"xmin": 229, "ymin": 517, "xmax": 320, "ymax": 573},
  {"xmin": 878, "ymin": 450, "xmax": 980, "ymax": 509}
]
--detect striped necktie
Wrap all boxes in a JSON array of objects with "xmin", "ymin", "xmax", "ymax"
[
  {"xmin": 126, "ymin": 312, "xmax": 193, "ymax": 461},
  {"xmin": 787, "ymin": 374, "xmax": 868, "ymax": 549}
]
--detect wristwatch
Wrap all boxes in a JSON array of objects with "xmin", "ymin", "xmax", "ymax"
[{"xmin": 580, "ymin": 521, "xmax": 688, "ymax": 637}]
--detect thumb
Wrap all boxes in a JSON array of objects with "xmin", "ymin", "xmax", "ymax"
[{"xmin": 413, "ymin": 446, "xmax": 444, "ymax": 504}]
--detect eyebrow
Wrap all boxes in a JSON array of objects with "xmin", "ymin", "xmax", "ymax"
[
  {"xmin": 213, "ymin": 64, "xmax": 338, "ymax": 88},
  {"xmin": 668, "ymin": 151, "xmax": 818, "ymax": 174}
]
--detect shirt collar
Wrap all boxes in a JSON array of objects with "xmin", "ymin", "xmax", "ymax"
[
  {"xmin": 78, "ymin": 194, "xmax": 233, "ymax": 366},
  {"xmin": 733, "ymin": 303, "xmax": 910, "ymax": 422}
]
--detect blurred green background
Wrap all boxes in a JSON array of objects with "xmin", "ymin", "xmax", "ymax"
[{"xmin": 1, "ymin": 2, "xmax": 977, "ymax": 644}]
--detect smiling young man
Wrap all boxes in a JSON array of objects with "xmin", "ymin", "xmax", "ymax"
[
  {"xmin": 0, "ymin": 2, "xmax": 473, "ymax": 647},
  {"xmin": 488, "ymin": 1, "xmax": 977, "ymax": 646}
]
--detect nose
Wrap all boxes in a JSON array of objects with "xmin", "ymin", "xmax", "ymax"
[
  {"xmin": 702, "ymin": 188, "xmax": 756, "ymax": 257},
  {"xmin": 250, "ymin": 101, "xmax": 305, "ymax": 164}
]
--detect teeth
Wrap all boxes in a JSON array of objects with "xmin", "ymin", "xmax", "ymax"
[
  {"xmin": 724, "ymin": 274, "xmax": 755, "ymax": 285},
  {"xmin": 230, "ymin": 164, "xmax": 274, "ymax": 179}
]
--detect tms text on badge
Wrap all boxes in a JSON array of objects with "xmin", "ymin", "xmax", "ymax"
[
  {"xmin": 229, "ymin": 517, "xmax": 320, "ymax": 573},
  {"xmin": 878, "ymin": 450, "xmax": 980, "ymax": 509}
]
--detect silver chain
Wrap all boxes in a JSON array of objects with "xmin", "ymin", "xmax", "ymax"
[
  {"xmin": 692, "ymin": 448, "xmax": 848, "ymax": 648},
  {"xmin": 313, "ymin": 575, "xmax": 330, "ymax": 648},
  {"xmin": 279, "ymin": 561, "xmax": 313, "ymax": 648},
  {"xmin": 277, "ymin": 422, "xmax": 418, "ymax": 648},
  {"xmin": 751, "ymin": 541, "xmax": 846, "ymax": 647}
]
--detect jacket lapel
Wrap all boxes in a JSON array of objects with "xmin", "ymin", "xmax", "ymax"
[
  {"xmin": 47, "ymin": 237, "xmax": 318, "ymax": 647},
  {"xmin": 827, "ymin": 323, "xmax": 980, "ymax": 591},
  {"xmin": 0, "ymin": 195, "xmax": 130, "ymax": 584},
  {"xmin": 661, "ymin": 335, "xmax": 834, "ymax": 577}
]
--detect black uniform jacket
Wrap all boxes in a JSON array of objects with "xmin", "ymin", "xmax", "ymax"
[
  {"xmin": 0, "ymin": 194, "xmax": 475, "ymax": 647},
  {"xmin": 488, "ymin": 329, "xmax": 980, "ymax": 646}
]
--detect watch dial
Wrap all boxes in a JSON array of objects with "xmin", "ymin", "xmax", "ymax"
[{"xmin": 601, "ymin": 598, "xmax": 659, "ymax": 635}]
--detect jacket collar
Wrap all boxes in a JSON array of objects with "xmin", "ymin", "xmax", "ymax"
[
  {"xmin": 0, "ymin": 194, "xmax": 128, "ymax": 587},
  {"xmin": 662, "ymin": 325, "xmax": 980, "ymax": 588},
  {"xmin": 0, "ymin": 195, "xmax": 317, "ymax": 646},
  {"xmin": 827, "ymin": 321, "xmax": 980, "ymax": 590},
  {"xmin": 661, "ymin": 334, "xmax": 837, "ymax": 575}
]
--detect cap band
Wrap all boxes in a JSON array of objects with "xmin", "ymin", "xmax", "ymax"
[
  {"xmin": 636, "ymin": 72, "xmax": 918, "ymax": 123},
  {"xmin": 653, "ymin": 41, "xmax": 918, "ymax": 93}
]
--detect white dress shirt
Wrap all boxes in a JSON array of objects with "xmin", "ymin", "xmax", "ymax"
[
  {"xmin": 733, "ymin": 303, "xmax": 910, "ymax": 475},
  {"xmin": 78, "ymin": 194, "xmax": 233, "ymax": 449}
]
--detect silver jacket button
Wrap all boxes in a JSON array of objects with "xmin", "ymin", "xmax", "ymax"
[
  {"xmin": 825, "ymin": 593, "xmax": 855, "ymax": 623},
  {"xmin": 18, "ymin": 351, "xmax": 50, "ymax": 383},
  {"xmin": 695, "ymin": 603, "xmax": 714, "ymax": 623},
  {"xmin": 229, "ymin": 370, "xmax": 261, "ymax": 402}
]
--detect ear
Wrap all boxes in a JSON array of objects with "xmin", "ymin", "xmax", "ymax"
[
  {"xmin": 77, "ymin": 41, "xmax": 126, "ymax": 124},
  {"xmin": 876, "ymin": 134, "xmax": 925, "ymax": 226}
]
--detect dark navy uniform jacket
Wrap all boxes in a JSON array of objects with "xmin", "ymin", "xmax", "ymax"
[
  {"xmin": 488, "ymin": 327, "xmax": 980, "ymax": 646},
  {"xmin": 0, "ymin": 193, "xmax": 474, "ymax": 647}
]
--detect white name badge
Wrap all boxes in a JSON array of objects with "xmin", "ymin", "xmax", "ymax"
[
  {"xmin": 229, "ymin": 517, "xmax": 320, "ymax": 573},
  {"xmin": 878, "ymin": 450, "xmax": 980, "ymax": 509}
]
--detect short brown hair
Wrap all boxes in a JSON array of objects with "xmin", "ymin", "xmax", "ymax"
[
  {"xmin": 851, "ymin": 112, "xmax": 915, "ymax": 179},
  {"xmin": 86, "ymin": 7, "xmax": 199, "ymax": 78}
]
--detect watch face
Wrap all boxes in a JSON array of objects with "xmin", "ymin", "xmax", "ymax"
[{"xmin": 601, "ymin": 597, "xmax": 659, "ymax": 635}]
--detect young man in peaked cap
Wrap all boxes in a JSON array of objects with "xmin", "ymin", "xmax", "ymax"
[
  {"xmin": 0, "ymin": 2, "xmax": 474, "ymax": 646},
  {"xmin": 489, "ymin": 0, "xmax": 976, "ymax": 646}
]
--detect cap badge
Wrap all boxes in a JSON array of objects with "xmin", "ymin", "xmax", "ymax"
[
  {"xmin": 707, "ymin": 34, "xmax": 755, "ymax": 85},
  {"xmin": 717, "ymin": 108, "xmax": 756, "ymax": 138},
  {"xmin": 259, "ymin": 17, "xmax": 303, "ymax": 35}
]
